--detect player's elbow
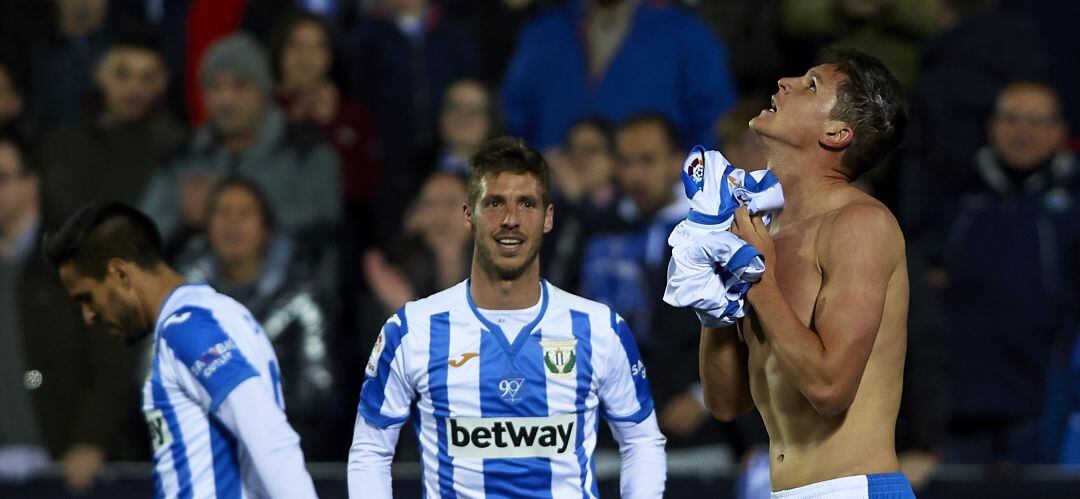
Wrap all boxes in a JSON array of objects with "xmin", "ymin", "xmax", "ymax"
[
  {"xmin": 806, "ymin": 384, "xmax": 856, "ymax": 418},
  {"xmin": 703, "ymin": 394, "xmax": 753, "ymax": 422}
]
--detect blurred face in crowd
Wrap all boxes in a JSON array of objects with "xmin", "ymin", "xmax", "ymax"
[
  {"xmin": 0, "ymin": 141, "xmax": 36, "ymax": 231},
  {"xmin": 207, "ymin": 184, "xmax": 271, "ymax": 266},
  {"xmin": 57, "ymin": 0, "xmax": 108, "ymax": 37},
  {"xmin": 58, "ymin": 260, "xmax": 148, "ymax": 341},
  {"xmin": 988, "ymin": 84, "xmax": 1067, "ymax": 170},
  {"xmin": 0, "ymin": 64, "xmax": 23, "ymax": 125},
  {"xmin": 280, "ymin": 19, "xmax": 332, "ymax": 91},
  {"xmin": 615, "ymin": 120, "xmax": 681, "ymax": 215},
  {"xmin": 95, "ymin": 46, "xmax": 168, "ymax": 123},
  {"xmin": 750, "ymin": 64, "xmax": 844, "ymax": 151},
  {"xmin": 204, "ymin": 71, "xmax": 268, "ymax": 140},
  {"xmin": 440, "ymin": 80, "xmax": 492, "ymax": 155},
  {"xmin": 466, "ymin": 171, "xmax": 553, "ymax": 281},
  {"xmin": 565, "ymin": 122, "xmax": 614, "ymax": 194},
  {"xmin": 413, "ymin": 173, "xmax": 470, "ymax": 247}
]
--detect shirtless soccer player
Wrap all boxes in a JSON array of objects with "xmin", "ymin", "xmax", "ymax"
[{"xmin": 700, "ymin": 48, "xmax": 913, "ymax": 498}]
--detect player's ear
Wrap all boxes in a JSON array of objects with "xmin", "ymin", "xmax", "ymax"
[
  {"xmin": 543, "ymin": 203, "xmax": 554, "ymax": 234},
  {"xmin": 463, "ymin": 202, "xmax": 474, "ymax": 228},
  {"xmin": 108, "ymin": 258, "xmax": 133, "ymax": 289},
  {"xmin": 821, "ymin": 120, "xmax": 853, "ymax": 150}
]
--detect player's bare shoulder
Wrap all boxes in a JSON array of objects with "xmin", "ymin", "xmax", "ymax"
[{"xmin": 817, "ymin": 193, "xmax": 905, "ymax": 272}]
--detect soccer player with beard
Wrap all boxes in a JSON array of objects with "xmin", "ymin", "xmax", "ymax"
[
  {"xmin": 45, "ymin": 202, "xmax": 317, "ymax": 498},
  {"xmin": 349, "ymin": 137, "xmax": 667, "ymax": 498}
]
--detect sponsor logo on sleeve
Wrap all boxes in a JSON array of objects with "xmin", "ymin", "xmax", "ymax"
[
  {"xmin": 447, "ymin": 414, "xmax": 576, "ymax": 459},
  {"xmin": 189, "ymin": 338, "xmax": 238, "ymax": 379}
]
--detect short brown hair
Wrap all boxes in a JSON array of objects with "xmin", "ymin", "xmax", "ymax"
[
  {"xmin": 466, "ymin": 137, "xmax": 551, "ymax": 208},
  {"xmin": 821, "ymin": 47, "xmax": 908, "ymax": 179}
]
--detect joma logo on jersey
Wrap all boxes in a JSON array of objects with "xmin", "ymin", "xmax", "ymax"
[
  {"xmin": 541, "ymin": 339, "xmax": 577, "ymax": 377},
  {"xmin": 448, "ymin": 415, "xmax": 576, "ymax": 459}
]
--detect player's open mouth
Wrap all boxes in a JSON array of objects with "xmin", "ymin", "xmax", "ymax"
[
  {"xmin": 495, "ymin": 237, "xmax": 524, "ymax": 254},
  {"xmin": 767, "ymin": 96, "xmax": 778, "ymax": 113}
]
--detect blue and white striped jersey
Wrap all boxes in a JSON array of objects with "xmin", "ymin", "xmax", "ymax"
[
  {"xmin": 359, "ymin": 279, "xmax": 656, "ymax": 498},
  {"xmin": 143, "ymin": 284, "xmax": 305, "ymax": 499}
]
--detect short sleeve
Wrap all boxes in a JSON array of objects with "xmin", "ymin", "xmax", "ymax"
[
  {"xmin": 160, "ymin": 307, "xmax": 260, "ymax": 412},
  {"xmin": 599, "ymin": 313, "xmax": 656, "ymax": 424},
  {"xmin": 358, "ymin": 309, "xmax": 414, "ymax": 429}
]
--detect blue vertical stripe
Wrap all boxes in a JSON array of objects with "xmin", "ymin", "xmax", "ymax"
[
  {"xmin": 359, "ymin": 309, "xmax": 411, "ymax": 428},
  {"xmin": 479, "ymin": 323, "xmax": 552, "ymax": 498},
  {"xmin": 428, "ymin": 312, "xmax": 457, "ymax": 499},
  {"xmin": 411, "ymin": 404, "xmax": 427, "ymax": 498},
  {"xmin": 151, "ymin": 354, "xmax": 193, "ymax": 499},
  {"xmin": 570, "ymin": 310, "xmax": 594, "ymax": 499},
  {"xmin": 208, "ymin": 417, "xmax": 242, "ymax": 499},
  {"xmin": 268, "ymin": 360, "xmax": 282, "ymax": 408}
]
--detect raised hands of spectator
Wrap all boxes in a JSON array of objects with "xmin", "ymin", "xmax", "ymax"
[
  {"xmin": 363, "ymin": 248, "xmax": 417, "ymax": 312},
  {"xmin": 60, "ymin": 444, "xmax": 105, "ymax": 494},
  {"xmin": 545, "ymin": 146, "xmax": 585, "ymax": 203},
  {"xmin": 180, "ymin": 170, "xmax": 223, "ymax": 230}
]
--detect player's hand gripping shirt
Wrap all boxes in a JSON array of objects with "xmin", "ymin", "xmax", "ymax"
[
  {"xmin": 351, "ymin": 280, "xmax": 666, "ymax": 498},
  {"xmin": 144, "ymin": 284, "xmax": 316, "ymax": 499}
]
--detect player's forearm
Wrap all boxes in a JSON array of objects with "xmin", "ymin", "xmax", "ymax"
[
  {"xmin": 746, "ymin": 277, "xmax": 852, "ymax": 416},
  {"xmin": 216, "ymin": 381, "xmax": 318, "ymax": 498},
  {"xmin": 699, "ymin": 325, "xmax": 754, "ymax": 421},
  {"xmin": 611, "ymin": 413, "xmax": 667, "ymax": 499},
  {"xmin": 347, "ymin": 414, "xmax": 399, "ymax": 499}
]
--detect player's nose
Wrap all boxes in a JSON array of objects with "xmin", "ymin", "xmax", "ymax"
[
  {"xmin": 777, "ymin": 77, "xmax": 794, "ymax": 92},
  {"xmin": 80, "ymin": 304, "xmax": 97, "ymax": 326}
]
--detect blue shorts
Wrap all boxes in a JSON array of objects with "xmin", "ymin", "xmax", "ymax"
[{"xmin": 771, "ymin": 473, "xmax": 915, "ymax": 498}]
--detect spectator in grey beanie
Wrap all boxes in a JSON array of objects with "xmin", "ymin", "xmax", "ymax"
[{"xmin": 140, "ymin": 31, "xmax": 343, "ymax": 262}]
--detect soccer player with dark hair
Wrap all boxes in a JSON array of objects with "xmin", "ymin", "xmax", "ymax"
[
  {"xmin": 44, "ymin": 202, "xmax": 317, "ymax": 498},
  {"xmin": 697, "ymin": 48, "xmax": 915, "ymax": 497},
  {"xmin": 349, "ymin": 137, "xmax": 667, "ymax": 498}
]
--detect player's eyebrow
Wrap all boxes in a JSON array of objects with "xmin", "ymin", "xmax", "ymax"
[{"xmin": 808, "ymin": 70, "xmax": 820, "ymax": 85}]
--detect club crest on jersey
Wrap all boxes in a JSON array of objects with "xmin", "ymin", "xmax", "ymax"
[
  {"xmin": 540, "ymin": 339, "xmax": 577, "ymax": 377},
  {"xmin": 365, "ymin": 331, "xmax": 385, "ymax": 377}
]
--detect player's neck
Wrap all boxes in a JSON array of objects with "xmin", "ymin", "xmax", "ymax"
[
  {"xmin": 219, "ymin": 254, "xmax": 264, "ymax": 286},
  {"xmin": 143, "ymin": 265, "xmax": 189, "ymax": 325},
  {"xmin": 469, "ymin": 264, "xmax": 541, "ymax": 310},
  {"xmin": 767, "ymin": 150, "xmax": 852, "ymax": 224}
]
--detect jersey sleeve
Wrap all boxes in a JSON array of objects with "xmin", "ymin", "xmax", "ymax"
[
  {"xmin": 598, "ymin": 312, "xmax": 656, "ymax": 424},
  {"xmin": 160, "ymin": 306, "xmax": 260, "ymax": 412},
  {"xmin": 358, "ymin": 309, "xmax": 414, "ymax": 429}
]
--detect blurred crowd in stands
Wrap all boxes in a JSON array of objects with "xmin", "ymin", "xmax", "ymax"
[{"xmin": 2, "ymin": 0, "xmax": 1080, "ymax": 496}]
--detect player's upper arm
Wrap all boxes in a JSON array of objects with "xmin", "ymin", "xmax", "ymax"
[
  {"xmin": 813, "ymin": 204, "xmax": 904, "ymax": 389},
  {"xmin": 358, "ymin": 308, "xmax": 414, "ymax": 429},
  {"xmin": 599, "ymin": 312, "xmax": 655, "ymax": 424},
  {"xmin": 160, "ymin": 307, "xmax": 260, "ymax": 412}
]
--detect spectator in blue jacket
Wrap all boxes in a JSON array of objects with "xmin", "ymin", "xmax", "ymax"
[
  {"xmin": 501, "ymin": 0, "xmax": 738, "ymax": 151},
  {"xmin": 928, "ymin": 81, "xmax": 1080, "ymax": 464}
]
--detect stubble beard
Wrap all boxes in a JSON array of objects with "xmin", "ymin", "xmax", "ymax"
[{"xmin": 472, "ymin": 229, "xmax": 542, "ymax": 283}]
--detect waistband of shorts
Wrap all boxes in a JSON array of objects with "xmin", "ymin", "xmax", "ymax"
[{"xmin": 770, "ymin": 473, "xmax": 910, "ymax": 498}]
